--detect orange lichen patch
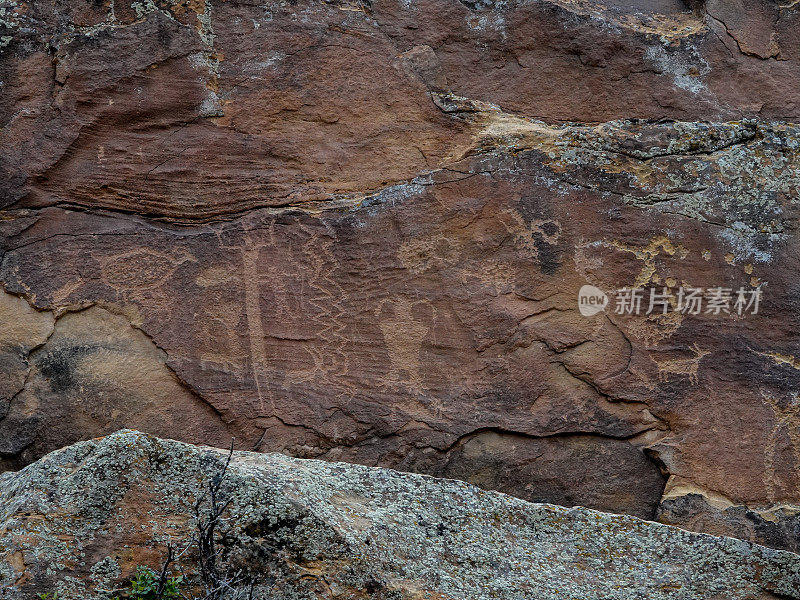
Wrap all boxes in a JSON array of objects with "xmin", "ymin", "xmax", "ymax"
[
  {"xmin": 545, "ymin": 1, "xmax": 706, "ymax": 41},
  {"xmin": 170, "ymin": 0, "xmax": 207, "ymax": 18},
  {"xmin": 590, "ymin": 154, "xmax": 656, "ymax": 186},
  {"xmin": 607, "ymin": 236, "xmax": 688, "ymax": 288},
  {"xmin": 469, "ymin": 113, "xmax": 563, "ymax": 161},
  {"xmin": 5, "ymin": 550, "xmax": 24, "ymax": 574}
]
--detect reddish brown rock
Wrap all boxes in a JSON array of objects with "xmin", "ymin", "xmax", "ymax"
[{"xmin": 1, "ymin": 0, "xmax": 800, "ymax": 551}]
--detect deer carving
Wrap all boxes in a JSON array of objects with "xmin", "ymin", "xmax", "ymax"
[
  {"xmin": 656, "ymin": 343, "xmax": 710, "ymax": 385},
  {"xmin": 762, "ymin": 392, "xmax": 800, "ymax": 501}
]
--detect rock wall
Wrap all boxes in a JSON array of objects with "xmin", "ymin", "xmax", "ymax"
[
  {"xmin": 1, "ymin": 431, "xmax": 798, "ymax": 599},
  {"xmin": 2, "ymin": 0, "xmax": 800, "ymax": 551}
]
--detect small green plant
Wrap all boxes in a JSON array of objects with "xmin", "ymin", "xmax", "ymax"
[
  {"xmin": 39, "ymin": 440, "xmax": 256, "ymax": 599},
  {"xmin": 125, "ymin": 566, "xmax": 183, "ymax": 600}
]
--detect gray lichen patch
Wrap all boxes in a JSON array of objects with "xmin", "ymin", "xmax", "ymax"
[
  {"xmin": 0, "ymin": 431, "xmax": 798, "ymax": 600},
  {"xmin": 458, "ymin": 109, "xmax": 798, "ymax": 263}
]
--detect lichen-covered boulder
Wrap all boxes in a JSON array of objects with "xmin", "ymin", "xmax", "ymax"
[{"xmin": 0, "ymin": 431, "xmax": 798, "ymax": 599}]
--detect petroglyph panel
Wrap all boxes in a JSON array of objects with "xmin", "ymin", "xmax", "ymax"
[{"xmin": 3, "ymin": 0, "xmax": 800, "ymax": 549}]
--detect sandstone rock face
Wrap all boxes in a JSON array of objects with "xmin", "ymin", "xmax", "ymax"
[
  {"xmin": 2, "ymin": 0, "xmax": 800, "ymax": 551},
  {"xmin": 1, "ymin": 431, "xmax": 799, "ymax": 599}
]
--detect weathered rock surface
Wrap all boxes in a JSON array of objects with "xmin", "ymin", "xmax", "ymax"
[
  {"xmin": 657, "ymin": 492, "xmax": 800, "ymax": 554},
  {"xmin": 2, "ymin": 0, "xmax": 800, "ymax": 552},
  {"xmin": 1, "ymin": 431, "xmax": 799, "ymax": 600}
]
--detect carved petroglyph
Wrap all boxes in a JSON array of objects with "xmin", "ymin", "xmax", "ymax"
[
  {"xmin": 467, "ymin": 259, "xmax": 515, "ymax": 296},
  {"xmin": 195, "ymin": 264, "xmax": 237, "ymax": 288},
  {"xmin": 376, "ymin": 298, "xmax": 434, "ymax": 393},
  {"xmin": 653, "ymin": 344, "xmax": 710, "ymax": 385},
  {"xmin": 529, "ymin": 218, "xmax": 562, "ymax": 246},
  {"xmin": 100, "ymin": 249, "xmax": 194, "ymax": 292},
  {"xmin": 630, "ymin": 366, "xmax": 657, "ymax": 392},
  {"xmin": 626, "ymin": 311, "xmax": 683, "ymax": 349},
  {"xmin": 500, "ymin": 210, "xmax": 562, "ymax": 261},
  {"xmin": 195, "ymin": 265, "xmax": 248, "ymax": 371},
  {"xmin": 573, "ymin": 240, "xmax": 605, "ymax": 282},
  {"xmin": 99, "ymin": 249, "xmax": 196, "ymax": 311},
  {"xmin": 236, "ymin": 219, "xmax": 351, "ymax": 409},
  {"xmin": 762, "ymin": 391, "xmax": 800, "ymax": 502},
  {"xmin": 753, "ymin": 350, "xmax": 800, "ymax": 371},
  {"xmin": 284, "ymin": 222, "xmax": 350, "ymax": 385},
  {"xmin": 51, "ymin": 279, "xmax": 85, "ymax": 306},
  {"xmin": 241, "ymin": 236, "xmax": 272, "ymax": 413},
  {"xmin": 199, "ymin": 300, "xmax": 248, "ymax": 372},
  {"xmin": 398, "ymin": 233, "xmax": 459, "ymax": 275}
]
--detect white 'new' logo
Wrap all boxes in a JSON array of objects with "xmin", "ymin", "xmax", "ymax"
[{"xmin": 578, "ymin": 285, "xmax": 608, "ymax": 317}]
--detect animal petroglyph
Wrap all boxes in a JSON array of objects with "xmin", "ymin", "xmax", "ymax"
[
  {"xmin": 762, "ymin": 391, "xmax": 800, "ymax": 502},
  {"xmin": 653, "ymin": 343, "xmax": 710, "ymax": 385},
  {"xmin": 98, "ymin": 249, "xmax": 196, "ymax": 310}
]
